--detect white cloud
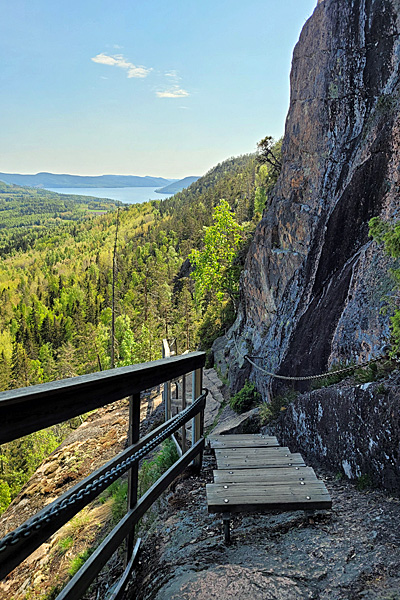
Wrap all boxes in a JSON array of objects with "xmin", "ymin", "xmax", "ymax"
[
  {"xmin": 165, "ymin": 70, "xmax": 179, "ymax": 78},
  {"xmin": 91, "ymin": 53, "xmax": 152, "ymax": 78},
  {"xmin": 156, "ymin": 86, "xmax": 190, "ymax": 98}
]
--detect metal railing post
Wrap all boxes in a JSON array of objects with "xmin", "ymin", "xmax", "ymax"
[
  {"xmin": 162, "ymin": 339, "xmax": 171, "ymax": 422},
  {"xmin": 192, "ymin": 367, "xmax": 203, "ymax": 469},
  {"xmin": 126, "ymin": 392, "xmax": 140, "ymax": 564},
  {"xmin": 181, "ymin": 375, "xmax": 187, "ymax": 453}
]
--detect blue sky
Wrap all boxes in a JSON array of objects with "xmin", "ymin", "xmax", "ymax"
[{"xmin": 0, "ymin": 1, "xmax": 317, "ymax": 179}]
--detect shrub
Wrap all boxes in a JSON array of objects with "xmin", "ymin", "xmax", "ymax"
[
  {"xmin": 258, "ymin": 390, "xmax": 298, "ymax": 425},
  {"xmin": 138, "ymin": 438, "xmax": 179, "ymax": 497},
  {"xmin": 229, "ymin": 380, "xmax": 261, "ymax": 414},
  {"xmin": 68, "ymin": 548, "xmax": 93, "ymax": 577},
  {"xmin": 57, "ymin": 535, "xmax": 73, "ymax": 554}
]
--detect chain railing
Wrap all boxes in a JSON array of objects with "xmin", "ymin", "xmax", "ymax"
[{"xmin": 233, "ymin": 334, "xmax": 389, "ymax": 382}]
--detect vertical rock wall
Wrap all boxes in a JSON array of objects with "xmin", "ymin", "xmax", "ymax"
[
  {"xmin": 227, "ymin": 0, "xmax": 400, "ymax": 396},
  {"xmin": 272, "ymin": 375, "xmax": 400, "ymax": 491}
]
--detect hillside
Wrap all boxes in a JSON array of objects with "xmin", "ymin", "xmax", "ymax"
[
  {"xmin": 0, "ymin": 147, "xmax": 283, "ymax": 518},
  {"xmin": 155, "ymin": 176, "xmax": 200, "ymax": 195},
  {"xmin": 0, "ymin": 172, "xmax": 174, "ymax": 188},
  {"xmin": 0, "ymin": 181, "xmax": 121, "ymax": 256}
]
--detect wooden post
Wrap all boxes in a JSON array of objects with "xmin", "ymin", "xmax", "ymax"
[
  {"xmin": 192, "ymin": 368, "xmax": 203, "ymax": 470},
  {"xmin": 125, "ymin": 393, "xmax": 140, "ymax": 564}
]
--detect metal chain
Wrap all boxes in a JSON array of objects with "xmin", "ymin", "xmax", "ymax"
[
  {"xmin": 233, "ymin": 334, "xmax": 388, "ymax": 381},
  {"xmin": 0, "ymin": 389, "xmax": 208, "ymax": 554}
]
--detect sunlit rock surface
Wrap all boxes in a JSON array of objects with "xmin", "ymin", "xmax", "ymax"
[{"xmin": 228, "ymin": 0, "xmax": 400, "ymax": 396}]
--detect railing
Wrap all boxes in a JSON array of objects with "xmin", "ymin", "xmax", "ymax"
[
  {"xmin": 0, "ymin": 351, "xmax": 206, "ymax": 599},
  {"xmin": 162, "ymin": 339, "xmax": 200, "ymax": 460}
]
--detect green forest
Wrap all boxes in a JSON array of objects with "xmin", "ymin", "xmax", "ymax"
[
  {"xmin": 0, "ymin": 181, "xmax": 120, "ymax": 255},
  {"xmin": 0, "ymin": 141, "xmax": 281, "ymax": 513}
]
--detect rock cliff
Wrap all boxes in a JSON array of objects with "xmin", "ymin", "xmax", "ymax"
[{"xmin": 226, "ymin": 0, "xmax": 400, "ymax": 395}]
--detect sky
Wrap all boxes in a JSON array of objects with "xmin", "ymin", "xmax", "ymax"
[{"xmin": 0, "ymin": 1, "xmax": 317, "ymax": 179}]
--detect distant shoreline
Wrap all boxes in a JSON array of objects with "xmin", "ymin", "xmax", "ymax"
[{"xmin": 44, "ymin": 186, "xmax": 174, "ymax": 205}]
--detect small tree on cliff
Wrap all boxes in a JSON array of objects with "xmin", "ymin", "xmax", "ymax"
[{"xmin": 189, "ymin": 199, "xmax": 244, "ymax": 307}]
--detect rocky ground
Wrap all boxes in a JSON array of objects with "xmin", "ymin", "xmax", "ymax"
[{"xmin": 127, "ymin": 450, "xmax": 400, "ymax": 600}]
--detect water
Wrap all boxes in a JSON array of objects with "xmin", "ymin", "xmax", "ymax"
[{"xmin": 44, "ymin": 186, "xmax": 173, "ymax": 205}]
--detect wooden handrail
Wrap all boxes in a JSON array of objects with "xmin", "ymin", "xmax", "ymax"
[{"xmin": 0, "ymin": 351, "xmax": 205, "ymax": 444}]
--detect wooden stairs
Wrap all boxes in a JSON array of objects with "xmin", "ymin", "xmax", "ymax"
[{"xmin": 206, "ymin": 434, "xmax": 332, "ymax": 542}]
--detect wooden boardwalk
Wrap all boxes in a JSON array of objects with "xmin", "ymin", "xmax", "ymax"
[{"xmin": 206, "ymin": 434, "xmax": 331, "ymax": 541}]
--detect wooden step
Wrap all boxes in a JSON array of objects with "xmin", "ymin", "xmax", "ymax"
[
  {"xmin": 213, "ymin": 466, "xmax": 318, "ymax": 484},
  {"xmin": 216, "ymin": 452, "xmax": 306, "ymax": 470},
  {"xmin": 209, "ymin": 434, "xmax": 279, "ymax": 448},
  {"xmin": 206, "ymin": 481, "xmax": 332, "ymax": 513},
  {"xmin": 215, "ymin": 447, "xmax": 292, "ymax": 458}
]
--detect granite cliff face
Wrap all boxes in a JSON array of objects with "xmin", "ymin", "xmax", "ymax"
[{"xmin": 226, "ymin": 0, "xmax": 400, "ymax": 395}]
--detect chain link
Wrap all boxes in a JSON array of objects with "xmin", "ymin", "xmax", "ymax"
[
  {"xmin": 233, "ymin": 334, "xmax": 388, "ymax": 381},
  {"xmin": 244, "ymin": 353, "xmax": 384, "ymax": 381},
  {"xmin": 0, "ymin": 390, "xmax": 208, "ymax": 554}
]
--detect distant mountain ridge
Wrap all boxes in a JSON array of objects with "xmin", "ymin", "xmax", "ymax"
[
  {"xmin": 155, "ymin": 176, "xmax": 200, "ymax": 194},
  {"xmin": 0, "ymin": 172, "xmax": 175, "ymax": 188}
]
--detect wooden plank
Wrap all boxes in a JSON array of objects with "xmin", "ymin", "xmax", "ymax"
[
  {"xmin": 210, "ymin": 438, "xmax": 279, "ymax": 449},
  {"xmin": 206, "ymin": 482, "xmax": 331, "ymax": 513},
  {"xmin": 209, "ymin": 434, "xmax": 279, "ymax": 448},
  {"xmin": 215, "ymin": 447, "xmax": 292, "ymax": 457},
  {"xmin": 213, "ymin": 466, "xmax": 318, "ymax": 484},
  {"xmin": 208, "ymin": 482, "xmax": 329, "ymax": 496},
  {"xmin": 0, "ymin": 351, "xmax": 206, "ymax": 444},
  {"xmin": 209, "ymin": 434, "xmax": 270, "ymax": 439},
  {"xmin": 216, "ymin": 453, "xmax": 306, "ymax": 469}
]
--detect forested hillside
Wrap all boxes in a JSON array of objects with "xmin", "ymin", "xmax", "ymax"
[
  {"xmin": 0, "ymin": 182, "xmax": 120, "ymax": 255},
  {"xmin": 0, "ymin": 172, "xmax": 172, "ymax": 188},
  {"xmin": 0, "ymin": 144, "xmax": 281, "ymax": 513}
]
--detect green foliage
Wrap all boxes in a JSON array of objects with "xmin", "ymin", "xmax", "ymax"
[
  {"xmin": 311, "ymin": 363, "xmax": 355, "ymax": 390},
  {"xmin": 99, "ymin": 479, "xmax": 129, "ymax": 524},
  {"xmin": 354, "ymin": 360, "xmax": 394, "ymax": 384},
  {"xmin": 0, "ymin": 479, "xmax": 11, "ymax": 514},
  {"xmin": 138, "ymin": 439, "xmax": 179, "ymax": 497},
  {"xmin": 258, "ymin": 390, "xmax": 298, "ymax": 424},
  {"xmin": 57, "ymin": 536, "xmax": 74, "ymax": 554},
  {"xmin": 0, "ymin": 425, "xmax": 67, "ymax": 511},
  {"xmin": 196, "ymin": 298, "xmax": 236, "ymax": 350},
  {"xmin": 68, "ymin": 548, "xmax": 93, "ymax": 577},
  {"xmin": 41, "ymin": 585, "xmax": 63, "ymax": 600},
  {"xmin": 189, "ymin": 199, "xmax": 245, "ymax": 303},
  {"xmin": 229, "ymin": 380, "xmax": 261, "ymax": 414},
  {"xmin": 0, "ymin": 147, "xmax": 279, "ymax": 513},
  {"xmin": 0, "ymin": 181, "xmax": 119, "ymax": 253},
  {"xmin": 256, "ymin": 137, "xmax": 282, "ymax": 175},
  {"xmin": 356, "ymin": 474, "xmax": 372, "ymax": 491},
  {"xmin": 376, "ymin": 383, "xmax": 388, "ymax": 395},
  {"xmin": 369, "ymin": 216, "xmax": 400, "ymax": 357}
]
